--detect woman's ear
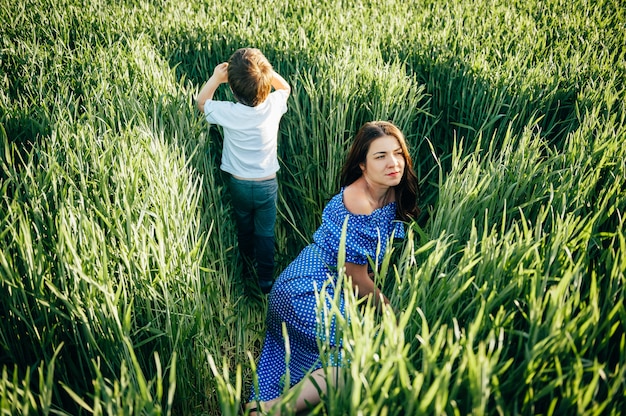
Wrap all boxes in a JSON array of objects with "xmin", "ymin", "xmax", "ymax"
[{"xmin": 359, "ymin": 162, "xmax": 365, "ymax": 172}]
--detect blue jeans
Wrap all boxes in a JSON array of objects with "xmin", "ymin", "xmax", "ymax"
[{"xmin": 228, "ymin": 176, "xmax": 278, "ymax": 289}]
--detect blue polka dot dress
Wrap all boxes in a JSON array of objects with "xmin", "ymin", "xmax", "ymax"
[{"xmin": 251, "ymin": 188, "xmax": 405, "ymax": 402}]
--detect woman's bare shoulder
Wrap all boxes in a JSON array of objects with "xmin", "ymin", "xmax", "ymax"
[{"xmin": 343, "ymin": 181, "xmax": 372, "ymax": 215}]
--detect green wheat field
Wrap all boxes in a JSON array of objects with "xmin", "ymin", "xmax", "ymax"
[{"xmin": 1, "ymin": 0, "xmax": 624, "ymax": 414}]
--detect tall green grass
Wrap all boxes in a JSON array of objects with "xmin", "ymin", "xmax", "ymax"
[{"xmin": 1, "ymin": 0, "xmax": 624, "ymax": 414}]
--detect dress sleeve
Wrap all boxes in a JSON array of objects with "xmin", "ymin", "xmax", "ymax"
[
  {"xmin": 345, "ymin": 213, "xmax": 405, "ymax": 264},
  {"xmin": 392, "ymin": 219, "xmax": 405, "ymax": 240},
  {"xmin": 349, "ymin": 215, "xmax": 386, "ymax": 265},
  {"xmin": 314, "ymin": 194, "xmax": 401, "ymax": 266}
]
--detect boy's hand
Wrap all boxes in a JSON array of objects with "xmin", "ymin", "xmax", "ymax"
[
  {"xmin": 196, "ymin": 62, "xmax": 228, "ymax": 112},
  {"xmin": 212, "ymin": 62, "xmax": 229, "ymax": 84}
]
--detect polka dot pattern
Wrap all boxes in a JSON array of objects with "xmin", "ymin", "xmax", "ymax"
[{"xmin": 251, "ymin": 189, "xmax": 405, "ymax": 401}]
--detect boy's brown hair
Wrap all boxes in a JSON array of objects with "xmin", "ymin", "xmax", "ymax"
[{"xmin": 227, "ymin": 48, "xmax": 273, "ymax": 107}]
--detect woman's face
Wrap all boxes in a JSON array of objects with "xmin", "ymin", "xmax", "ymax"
[{"xmin": 359, "ymin": 135, "xmax": 405, "ymax": 187}]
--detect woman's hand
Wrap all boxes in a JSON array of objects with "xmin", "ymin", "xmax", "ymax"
[{"xmin": 345, "ymin": 262, "xmax": 390, "ymax": 310}]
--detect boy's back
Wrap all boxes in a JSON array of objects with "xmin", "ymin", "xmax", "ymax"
[{"xmin": 203, "ymin": 88, "xmax": 289, "ymax": 178}]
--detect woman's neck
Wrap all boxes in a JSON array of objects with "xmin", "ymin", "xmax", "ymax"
[{"xmin": 363, "ymin": 178, "xmax": 390, "ymax": 209}]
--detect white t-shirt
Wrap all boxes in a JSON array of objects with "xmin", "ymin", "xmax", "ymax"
[{"xmin": 203, "ymin": 89, "xmax": 289, "ymax": 179}]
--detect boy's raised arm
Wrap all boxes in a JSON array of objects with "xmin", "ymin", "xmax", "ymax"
[
  {"xmin": 271, "ymin": 71, "xmax": 291, "ymax": 94},
  {"xmin": 196, "ymin": 62, "xmax": 229, "ymax": 112}
]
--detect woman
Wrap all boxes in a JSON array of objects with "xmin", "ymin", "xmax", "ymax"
[{"xmin": 247, "ymin": 121, "xmax": 420, "ymax": 414}]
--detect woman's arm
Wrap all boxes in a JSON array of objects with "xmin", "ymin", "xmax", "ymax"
[{"xmin": 345, "ymin": 262, "xmax": 389, "ymax": 309}]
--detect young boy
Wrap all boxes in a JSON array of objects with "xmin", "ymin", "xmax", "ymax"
[{"xmin": 196, "ymin": 48, "xmax": 290, "ymax": 294}]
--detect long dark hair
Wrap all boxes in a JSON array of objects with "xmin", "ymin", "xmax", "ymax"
[{"xmin": 340, "ymin": 121, "xmax": 420, "ymax": 221}]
